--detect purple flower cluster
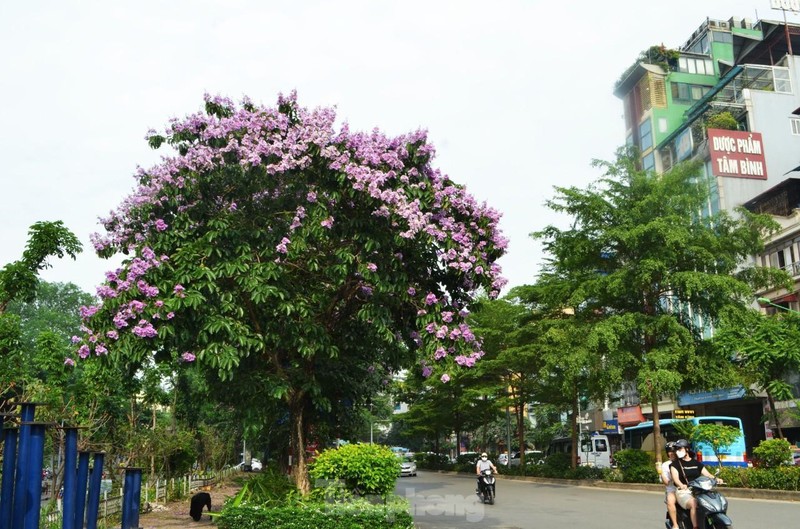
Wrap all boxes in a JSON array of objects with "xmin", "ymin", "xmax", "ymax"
[{"xmin": 73, "ymin": 92, "xmax": 507, "ymax": 374}]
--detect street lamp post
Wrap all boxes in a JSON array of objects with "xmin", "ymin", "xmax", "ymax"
[{"xmin": 757, "ymin": 297, "xmax": 800, "ymax": 314}]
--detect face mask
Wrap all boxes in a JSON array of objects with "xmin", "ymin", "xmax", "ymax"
[
  {"xmin": 481, "ymin": 457, "xmax": 487, "ymax": 461},
  {"xmin": 676, "ymin": 449, "xmax": 686, "ymax": 458}
]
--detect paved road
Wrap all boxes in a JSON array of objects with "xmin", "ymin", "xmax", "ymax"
[{"xmin": 395, "ymin": 471, "xmax": 796, "ymax": 528}]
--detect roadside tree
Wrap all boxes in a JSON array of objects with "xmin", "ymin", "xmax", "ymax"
[
  {"xmin": 532, "ymin": 149, "xmax": 786, "ymax": 464},
  {"xmin": 75, "ymin": 93, "xmax": 507, "ymax": 492},
  {"xmin": 0, "ymin": 221, "xmax": 82, "ymax": 408},
  {"xmin": 713, "ymin": 308, "xmax": 800, "ymax": 439}
]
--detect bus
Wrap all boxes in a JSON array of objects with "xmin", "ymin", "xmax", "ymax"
[{"xmin": 622, "ymin": 416, "xmax": 747, "ymax": 467}]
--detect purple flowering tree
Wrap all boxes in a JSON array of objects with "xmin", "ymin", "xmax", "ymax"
[{"xmin": 76, "ymin": 93, "xmax": 507, "ymax": 492}]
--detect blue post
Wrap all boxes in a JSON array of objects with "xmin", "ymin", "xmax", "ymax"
[
  {"xmin": 84, "ymin": 453, "xmax": 104, "ymax": 529},
  {"xmin": 120, "ymin": 470, "xmax": 132, "ymax": 529},
  {"xmin": 74, "ymin": 452, "xmax": 90, "ymax": 529},
  {"xmin": 61, "ymin": 427, "xmax": 79, "ymax": 529},
  {"xmin": 120, "ymin": 468, "xmax": 142, "ymax": 529},
  {"xmin": 22, "ymin": 422, "xmax": 47, "ymax": 529},
  {"xmin": 0, "ymin": 427, "xmax": 19, "ymax": 529},
  {"xmin": 11, "ymin": 403, "xmax": 38, "ymax": 529}
]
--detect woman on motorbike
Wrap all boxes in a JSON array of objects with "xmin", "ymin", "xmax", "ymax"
[
  {"xmin": 669, "ymin": 439, "xmax": 723, "ymax": 529},
  {"xmin": 475, "ymin": 452, "xmax": 498, "ymax": 493},
  {"xmin": 660, "ymin": 442, "xmax": 679, "ymax": 529}
]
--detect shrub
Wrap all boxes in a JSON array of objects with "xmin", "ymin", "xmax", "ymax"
[
  {"xmin": 706, "ymin": 111, "xmax": 738, "ymax": 131},
  {"xmin": 564, "ymin": 466, "xmax": 607, "ymax": 480},
  {"xmin": 454, "ymin": 452, "xmax": 480, "ymax": 466},
  {"xmin": 718, "ymin": 466, "xmax": 800, "ymax": 491},
  {"xmin": 752, "ymin": 439, "xmax": 793, "ymax": 468},
  {"xmin": 309, "ymin": 443, "xmax": 399, "ymax": 497},
  {"xmin": 216, "ymin": 497, "xmax": 414, "ymax": 529},
  {"xmin": 542, "ymin": 453, "xmax": 571, "ymax": 472},
  {"xmin": 612, "ymin": 449, "xmax": 657, "ymax": 483},
  {"xmin": 414, "ymin": 453, "xmax": 452, "ymax": 470},
  {"xmin": 225, "ymin": 467, "xmax": 296, "ymax": 507}
]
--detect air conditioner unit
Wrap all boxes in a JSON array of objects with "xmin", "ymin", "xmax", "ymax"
[
  {"xmin": 719, "ymin": 21, "xmax": 729, "ymax": 29},
  {"xmin": 709, "ymin": 20, "xmax": 718, "ymax": 27}
]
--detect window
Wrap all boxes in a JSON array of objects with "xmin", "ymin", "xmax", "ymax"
[
  {"xmin": 712, "ymin": 31, "xmax": 733, "ymax": 44},
  {"xmin": 677, "ymin": 57, "xmax": 714, "ymax": 75},
  {"xmin": 775, "ymin": 67, "xmax": 792, "ymax": 93},
  {"xmin": 671, "ymin": 82, "xmax": 712, "ymax": 103},
  {"xmin": 791, "ymin": 118, "xmax": 800, "ymax": 135},
  {"xmin": 639, "ymin": 119, "xmax": 653, "ymax": 151},
  {"xmin": 642, "ymin": 152, "xmax": 655, "ymax": 171},
  {"xmin": 686, "ymin": 35, "xmax": 711, "ymax": 55},
  {"xmin": 772, "ymin": 249, "xmax": 787, "ymax": 269}
]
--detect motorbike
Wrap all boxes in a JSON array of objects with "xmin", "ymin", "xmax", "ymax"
[
  {"xmin": 477, "ymin": 469, "xmax": 496, "ymax": 505},
  {"xmin": 665, "ymin": 476, "xmax": 732, "ymax": 529}
]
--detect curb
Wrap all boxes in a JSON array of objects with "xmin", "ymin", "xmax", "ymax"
[{"xmin": 430, "ymin": 470, "xmax": 800, "ymax": 502}]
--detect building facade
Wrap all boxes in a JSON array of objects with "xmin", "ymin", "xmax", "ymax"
[{"xmin": 609, "ymin": 12, "xmax": 800, "ymax": 453}]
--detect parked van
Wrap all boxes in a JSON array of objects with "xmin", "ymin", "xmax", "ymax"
[{"xmin": 547, "ymin": 434, "xmax": 614, "ymax": 468}]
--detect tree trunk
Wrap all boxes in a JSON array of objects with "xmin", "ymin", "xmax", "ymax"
[
  {"xmin": 516, "ymin": 397, "xmax": 525, "ymax": 466},
  {"xmin": 289, "ymin": 393, "xmax": 310, "ymax": 495},
  {"xmin": 651, "ymin": 390, "xmax": 662, "ymax": 464},
  {"xmin": 481, "ymin": 396, "xmax": 488, "ymax": 451},
  {"xmin": 766, "ymin": 389, "xmax": 784, "ymax": 439},
  {"xmin": 151, "ymin": 405, "xmax": 156, "ymax": 477},
  {"xmin": 570, "ymin": 386, "xmax": 579, "ymax": 469}
]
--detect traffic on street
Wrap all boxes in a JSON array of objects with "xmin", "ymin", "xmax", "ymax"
[{"xmin": 396, "ymin": 470, "xmax": 798, "ymax": 528}]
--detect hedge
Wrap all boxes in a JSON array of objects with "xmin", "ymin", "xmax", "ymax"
[
  {"xmin": 215, "ymin": 501, "xmax": 414, "ymax": 529},
  {"xmin": 718, "ymin": 466, "xmax": 800, "ymax": 491}
]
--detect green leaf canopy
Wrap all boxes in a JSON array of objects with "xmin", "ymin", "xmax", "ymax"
[{"xmin": 76, "ymin": 92, "xmax": 507, "ymax": 491}]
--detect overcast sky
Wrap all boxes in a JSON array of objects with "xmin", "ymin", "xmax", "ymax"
[{"xmin": 1, "ymin": 1, "xmax": 791, "ymax": 297}]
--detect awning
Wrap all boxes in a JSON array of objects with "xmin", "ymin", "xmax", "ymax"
[{"xmin": 617, "ymin": 405, "xmax": 646, "ymax": 426}]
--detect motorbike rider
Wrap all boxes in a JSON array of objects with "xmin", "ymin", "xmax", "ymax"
[
  {"xmin": 660, "ymin": 441, "xmax": 679, "ymax": 529},
  {"xmin": 475, "ymin": 452, "xmax": 498, "ymax": 493},
  {"xmin": 669, "ymin": 439, "xmax": 724, "ymax": 529}
]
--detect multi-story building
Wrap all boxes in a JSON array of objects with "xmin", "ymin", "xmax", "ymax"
[{"xmin": 610, "ymin": 12, "xmax": 800, "ymax": 451}]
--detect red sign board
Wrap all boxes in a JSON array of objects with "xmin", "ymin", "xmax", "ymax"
[
  {"xmin": 617, "ymin": 405, "xmax": 645, "ymax": 426},
  {"xmin": 707, "ymin": 128, "xmax": 767, "ymax": 180}
]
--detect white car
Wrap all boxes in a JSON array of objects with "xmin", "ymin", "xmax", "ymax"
[{"xmin": 398, "ymin": 455, "xmax": 417, "ymax": 477}]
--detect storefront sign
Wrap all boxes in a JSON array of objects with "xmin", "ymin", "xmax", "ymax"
[
  {"xmin": 707, "ymin": 129, "xmax": 767, "ymax": 180},
  {"xmin": 617, "ymin": 405, "xmax": 646, "ymax": 426},
  {"xmin": 600, "ymin": 419, "xmax": 620, "ymax": 434},
  {"xmin": 678, "ymin": 386, "xmax": 746, "ymax": 406},
  {"xmin": 673, "ymin": 408, "xmax": 695, "ymax": 419},
  {"xmin": 772, "ymin": 0, "xmax": 800, "ymax": 13}
]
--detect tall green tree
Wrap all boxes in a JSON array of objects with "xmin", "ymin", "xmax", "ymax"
[
  {"xmin": 77, "ymin": 94, "xmax": 506, "ymax": 492},
  {"xmin": 468, "ymin": 298, "xmax": 543, "ymax": 464},
  {"xmin": 0, "ymin": 222, "xmax": 82, "ymax": 407},
  {"xmin": 714, "ymin": 308, "xmax": 800, "ymax": 439},
  {"xmin": 533, "ymin": 149, "xmax": 786, "ymax": 463},
  {"xmin": 0, "ymin": 221, "xmax": 82, "ymax": 312}
]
